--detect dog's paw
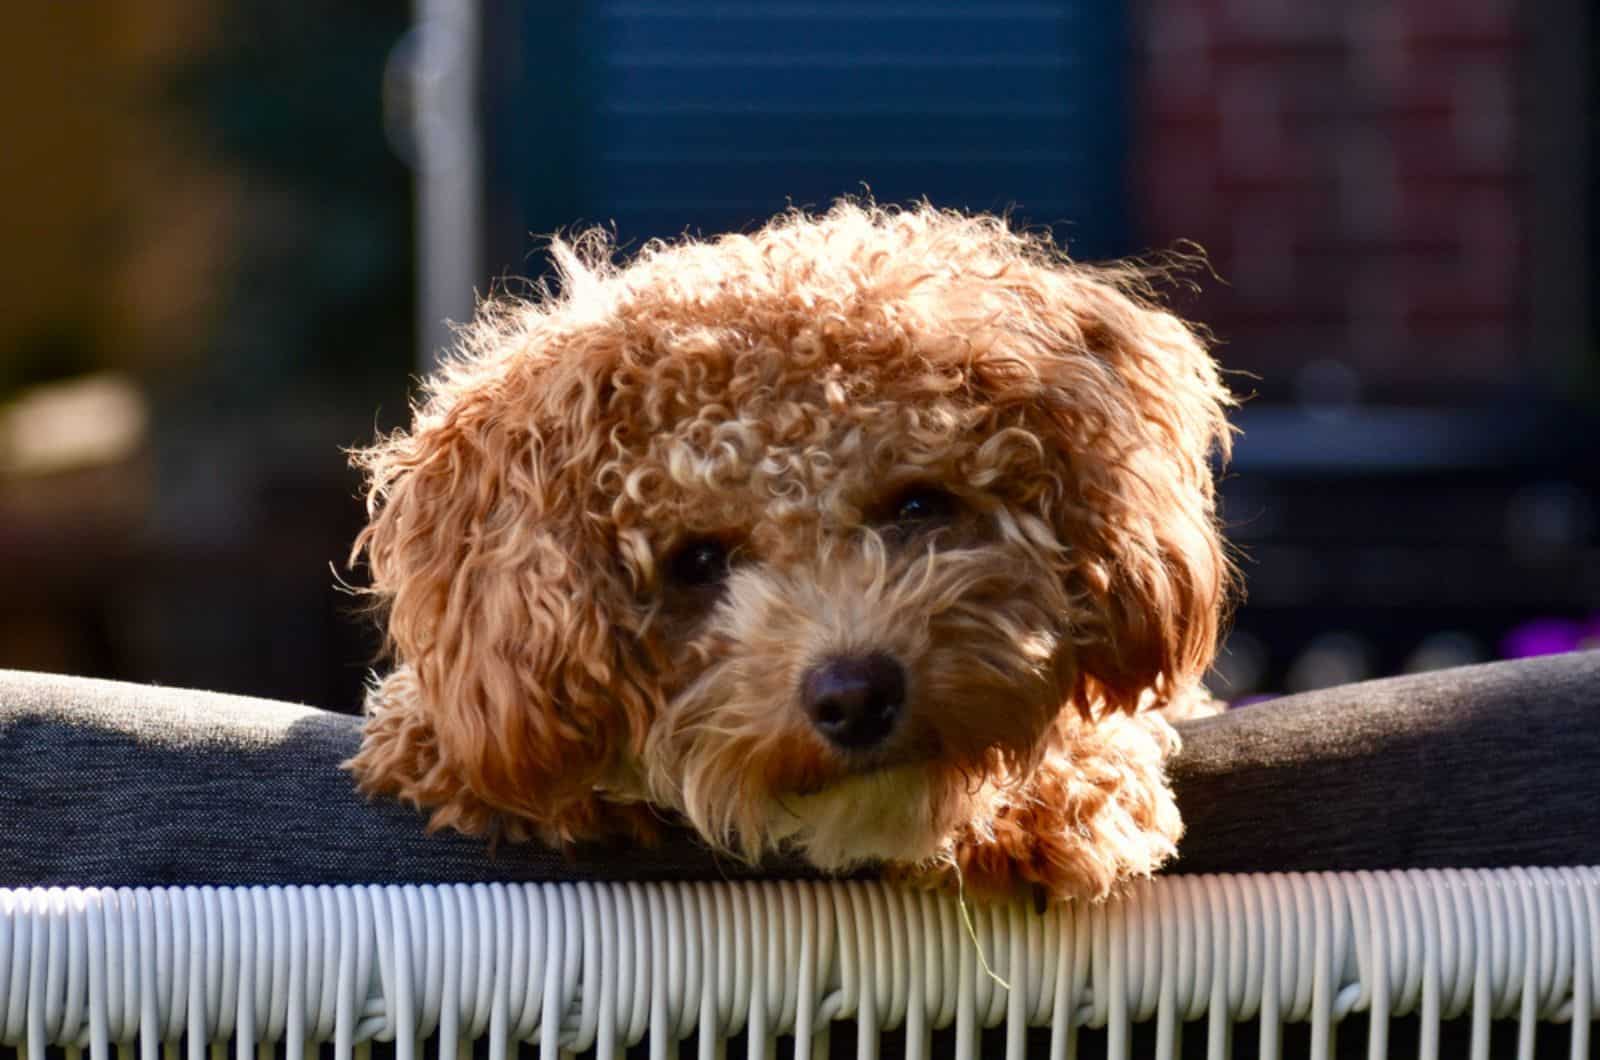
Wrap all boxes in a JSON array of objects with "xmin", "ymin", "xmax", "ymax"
[{"xmin": 909, "ymin": 712, "xmax": 1184, "ymax": 903}]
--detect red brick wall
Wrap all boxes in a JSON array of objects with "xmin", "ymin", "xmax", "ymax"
[{"xmin": 1134, "ymin": 0, "xmax": 1526, "ymax": 396}]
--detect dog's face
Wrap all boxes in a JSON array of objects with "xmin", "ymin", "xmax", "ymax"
[
  {"xmin": 621, "ymin": 362, "xmax": 1094, "ymax": 868},
  {"xmin": 350, "ymin": 205, "xmax": 1231, "ymax": 869}
]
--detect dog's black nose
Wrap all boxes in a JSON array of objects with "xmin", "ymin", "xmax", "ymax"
[{"xmin": 801, "ymin": 653, "xmax": 906, "ymax": 749}]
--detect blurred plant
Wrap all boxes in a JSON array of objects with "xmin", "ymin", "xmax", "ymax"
[{"xmin": 165, "ymin": 0, "xmax": 413, "ymax": 411}]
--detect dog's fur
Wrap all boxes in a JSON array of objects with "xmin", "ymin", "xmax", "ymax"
[{"xmin": 347, "ymin": 203, "xmax": 1233, "ymax": 901}]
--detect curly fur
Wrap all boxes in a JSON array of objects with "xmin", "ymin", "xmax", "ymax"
[{"xmin": 346, "ymin": 201, "xmax": 1234, "ymax": 901}]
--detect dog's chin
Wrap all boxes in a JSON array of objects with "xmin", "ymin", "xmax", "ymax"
[{"xmin": 764, "ymin": 764, "xmax": 969, "ymax": 871}]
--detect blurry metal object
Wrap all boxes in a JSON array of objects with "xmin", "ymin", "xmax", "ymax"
[
  {"xmin": 387, "ymin": 0, "xmax": 482, "ymax": 371},
  {"xmin": 1286, "ymin": 632, "xmax": 1375, "ymax": 693},
  {"xmin": 1403, "ymin": 632, "xmax": 1487, "ymax": 674}
]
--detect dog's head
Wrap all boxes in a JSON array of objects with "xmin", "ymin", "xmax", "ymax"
[{"xmin": 348, "ymin": 203, "xmax": 1233, "ymax": 867}]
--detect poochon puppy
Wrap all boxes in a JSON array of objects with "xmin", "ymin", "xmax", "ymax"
[{"xmin": 347, "ymin": 202, "xmax": 1233, "ymax": 901}]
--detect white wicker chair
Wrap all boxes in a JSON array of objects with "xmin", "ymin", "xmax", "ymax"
[{"xmin": 3, "ymin": 869, "xmax": 1596, "ymax": 1060}]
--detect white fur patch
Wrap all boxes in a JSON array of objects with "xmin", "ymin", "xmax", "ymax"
[{"xmin": 766, "ymin": 766, "xmax": 953, "ymax": 869}]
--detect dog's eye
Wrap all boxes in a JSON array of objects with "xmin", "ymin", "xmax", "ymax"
[
  {"xmin": 666, "ymin": 538, "xmax": 731, "ymax": 588},
  {"xmin": 891, "ymin": 486, "xmax": 959, "ymax": 524}
]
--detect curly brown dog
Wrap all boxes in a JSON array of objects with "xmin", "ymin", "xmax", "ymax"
[{"xmin": 347, "ymin": 202, "xmax": 1234, "ymax": 901}]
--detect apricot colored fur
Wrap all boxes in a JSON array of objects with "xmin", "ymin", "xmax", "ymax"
[{"xmin": 346, "ymin": 202, "xmax": 1233, "ymax": 900}]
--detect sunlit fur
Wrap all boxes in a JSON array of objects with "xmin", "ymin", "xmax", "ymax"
[{"xmin": 346, "ymin": 202, "xmax": 1235, "ymax": 901}]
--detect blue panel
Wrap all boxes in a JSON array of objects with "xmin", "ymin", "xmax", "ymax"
[
  {"xmin": 599, "ymin": 6, "xmax": 1080, "ymax": 56},
  {"xmin": 499, "ymin": 1, "xmax": 1129, "ymax": 262}
]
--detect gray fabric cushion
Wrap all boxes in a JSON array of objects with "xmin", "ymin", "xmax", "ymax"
[
  {"xmin": 0, "ymin": 652, "xmax": 1595, "ymax": 887},
  {"xmin": 0, "ymin": 670, "xmax": 792, "ymax": 886},
  {"xmin": 1171, "ymin": 648, "xmax": 1600, "ymax": 873}
]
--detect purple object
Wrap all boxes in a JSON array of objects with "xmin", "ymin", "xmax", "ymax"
[{"xmin": 1501, "ymin": 616, "xmax": 1600, "ymax": 659}]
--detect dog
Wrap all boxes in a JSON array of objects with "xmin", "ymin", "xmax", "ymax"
[{"xmin": 346, "ymin": 202, "xmax": 1233, "ymax": 901}]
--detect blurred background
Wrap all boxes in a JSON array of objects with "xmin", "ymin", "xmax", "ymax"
[{"xmin": 0, "ymin": 0, "xmax": 1594, "ymax": 712}]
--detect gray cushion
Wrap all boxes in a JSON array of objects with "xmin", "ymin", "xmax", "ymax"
[
  {"xmin": 1171, "ymin": 648, "xmax": 1600, "ymax": 873},
  {"xmin": 0, "ymin": 652, "xmax": 1595, "ymax": 887},
  {"xmin": 0, "ymin": 670, "xmax": 800, "ymax": 886}
]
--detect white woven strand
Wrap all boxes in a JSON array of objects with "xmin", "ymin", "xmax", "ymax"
[
  {"xmin": 901, "ymin": 889, "xmax": 931, "ymax": 1060},
  {"xmin": 1568, "ymin": 867, "xmax": 1596, "ymax": 1060},
  {"xmin": 775, "ymin": 882, "xmax": 800, "ymax": 1058},
  {"xmin": 0, "ymin": 891, "xmax": 15, "ymax": 1047},
  {"xmin": 31, "ymin": 891, "xmax": 53, "ymax": 1057},
  {"xmin": 110, "ymin": 918, "xmax": 140, "ymax": 1060},
  {"xmin": 1203, "ymin": 875, "xmax": 1229, "ymax": 1060},
  {"xmin": 2, "ymin": 870, "xmax": 1598, "ymax": 1059},
  {"xmin": 693, "ymin": 884, "xmax": 724, "ymax": 1060},
  {"xmin": 789, "ymin": 883, "xmax": 815, "ymax": 1060},
  {"xmin": 18, "ymin": 895, "xmax": 36, "ymax": 1060},
  {"xmin": 1422, "ymin": 872, "xmax": 1449, "ymax": 1052}
]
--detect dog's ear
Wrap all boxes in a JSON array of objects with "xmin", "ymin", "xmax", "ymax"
[
  {"xmin": 344, "ymin": 387, "xmax": 652, "ymax": 842},
  {"xmin": 980, "ymin": 267, "xmax": 1234, "ymax": 715}
]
